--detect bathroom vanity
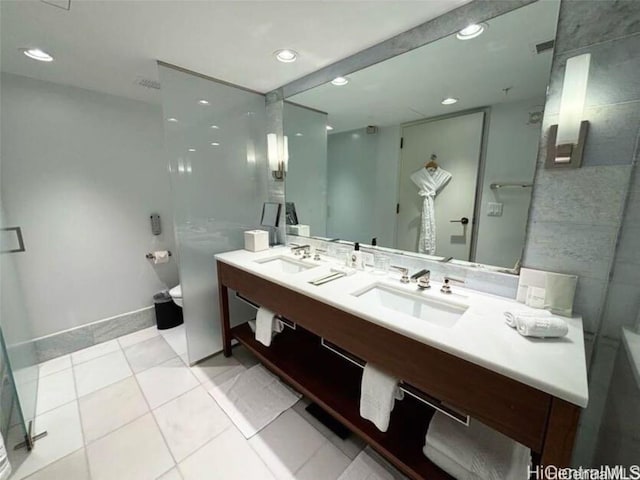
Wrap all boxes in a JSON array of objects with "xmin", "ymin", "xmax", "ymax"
[{"xmin": 216, "ymin": 247, "xmax": 588, "ymax": 479}]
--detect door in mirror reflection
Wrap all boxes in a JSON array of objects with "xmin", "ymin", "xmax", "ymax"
[{"xmin": 397, "ymin": 111, "xmax": 484, "ymax": 260}]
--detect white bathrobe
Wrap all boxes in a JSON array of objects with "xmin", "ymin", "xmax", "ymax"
[{"xmin": 410, "ymin": 167, "xmax": 452, "ymax": 255}]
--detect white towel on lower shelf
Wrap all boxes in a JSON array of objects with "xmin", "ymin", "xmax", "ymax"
[
  {"xmin": 504, "ymin": 309, "xmax": 550, "ymax": 328},
  {"xmin": 359, "ymin": 363, "xmax": 404, "ymax": 432},
  {"xmin": 0, "ymin": 433, "xmax": 12, "ymax": 480},
  {"xmin": 255, "ymin": 307, "xmax": 283, "ymax": 347},
  {"xmin": 424, "ymin": 412, "xmax": 531, "ymax": 480}
]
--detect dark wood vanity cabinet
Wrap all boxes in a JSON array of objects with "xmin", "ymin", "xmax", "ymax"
[{"xmin": 217, "ymin": 261, "xmax": 581, "ymax": 479}]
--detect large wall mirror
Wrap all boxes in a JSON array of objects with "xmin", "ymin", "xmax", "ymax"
[{"xmin": 283, "ymin": 0, "xmax": 560, "ymax": 270}]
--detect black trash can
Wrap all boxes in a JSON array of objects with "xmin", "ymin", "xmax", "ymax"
[{"xmin": 153, "ymin": 290, "xmax": 183, "ymax": 330}]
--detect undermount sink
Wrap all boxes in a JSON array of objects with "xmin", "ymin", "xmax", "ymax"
[
  {"xmin": 254, "ymin": 255, "xmax": 316, "ymax": 274},
  {"xmin": 353, "ymin": 284, "xmax": 468, "ymax": 328}
]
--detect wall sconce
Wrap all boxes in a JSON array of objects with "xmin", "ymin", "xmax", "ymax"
[
  {"xmin": 267, "ymin": 133, "xmax": 288, "ymax": 180},
  {"xmin": 546, "ymin": 53, "xmax": 590, "ymax": 169}
]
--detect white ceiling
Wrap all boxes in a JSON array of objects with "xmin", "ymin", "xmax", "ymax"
[
  {"xmin": 289, "ymin": 0, "xmax": 559, "ymax": 133},
  {"xmin": 0, "ymin": 0, "xmax": 472, "ymax": 103}
]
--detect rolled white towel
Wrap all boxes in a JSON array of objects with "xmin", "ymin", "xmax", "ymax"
[
  {"xmin": 516, "ymin": 315, "xmax": 568, "ymax": 338},
  {"xmin": 504, "ymin": 309, "xmax": 551, "ymax": 328},
  {"xmin": 424, "ymin": 412, "xmax": 531, "ymax": 480}
]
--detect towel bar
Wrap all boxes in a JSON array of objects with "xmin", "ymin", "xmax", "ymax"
[
  {"xmin": 321, "ymin": 338, "xmax": 470, "ymax": 426},
  {"xmin": 235, "ymin": 292, "xmax": 296, "ymax": 330}
]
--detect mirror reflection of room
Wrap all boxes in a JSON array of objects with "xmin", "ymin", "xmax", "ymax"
[{"xmin": 285, "ymin": 0, "xmax": 557, "ymax": 269}]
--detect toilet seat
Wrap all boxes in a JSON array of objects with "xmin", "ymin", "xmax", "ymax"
[{"xmin": 169, "ymin": 285, "xmax": 183, "ymax": 307}]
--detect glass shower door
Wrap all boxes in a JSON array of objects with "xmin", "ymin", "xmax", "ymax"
[{"xmin": 0, "ymin": 211, "xmax": 39, "ymax": 448}]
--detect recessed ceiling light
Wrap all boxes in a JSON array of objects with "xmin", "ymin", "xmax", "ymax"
[
  {"xmin": 441, "ymin": 97, "xmax": 459, "ymax": 105},
  {"xmin": 210, "ymin": 142, "xmax": 220, "ymax": 146},
  {"xmin": 274, "ymin": 49, "xmax": 298, "ymax": 63},
  {"xmin": 295, "ymin": 133, "xmax": 303, "ymax": 137},
  {"xmin": 22, "ymin": 48, "xmax": 54, "ymax": 62},
  {"xmin": 456, "ymin": 23, "xmax": 486, "ymax": 40},
  {"xmin": 331, "ymin": 76, "xmax": 349, "ymax": 86},
  {"xmin": 167, "ymin": 117, "xmax": 178, "ymax": 122},
  {"xmin": 326, "ymin": 125, "xmax": 334, "ymax": 131},
  {"xmin": 198, "ymin": 99, "xmax": 209, "ymax": 105},
  {"xmin": 210, "ymin": 125, "xmax": 219, "ymax": 129},
  {"xmin": 188, "ymin": 148, "xmax": 196, "ymax": 152}
]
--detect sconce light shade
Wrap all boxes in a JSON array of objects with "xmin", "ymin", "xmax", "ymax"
[
  {"xmin": 557, "ymin": 54, "xmax": 590, "ymax": 145},
  {"xmin": 267, "ymin": 133, "xmax": 278, "ymax": 171},
  {"xmin": 283, "ymin": 136, "xmax": 289, "ymax": 172},
  {"xmin": 267, "ymin": 133, "xmax": 286, "ymax": 180},
  {"xmin": 546, "ymin": 53, "xmax": 590, "ymax": 169}
]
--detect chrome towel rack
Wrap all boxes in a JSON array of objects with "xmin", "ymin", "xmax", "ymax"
[
  {"xmin": 235, "ymin": 292, "xmax": 296, "ymax": 330},
  {"xmin": 490, "ymin": 182, "xmax": 533, "ymax": 189},
  {"xmin": 320, "ymin": 339, "xmax": 469, "ymax": 426}
]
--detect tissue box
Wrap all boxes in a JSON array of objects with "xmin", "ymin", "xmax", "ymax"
[
  {"xmin": 517, "ymin": 268, "xmax": 578, "ymax": 316},
  {"xmin": 244, "ymin": 230, "xmax": 269, "ymax": 252}
]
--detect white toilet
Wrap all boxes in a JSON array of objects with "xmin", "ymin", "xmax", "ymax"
[{"xmin": 169, "ymin": 284, "xmax": 183, "ymax": 308}]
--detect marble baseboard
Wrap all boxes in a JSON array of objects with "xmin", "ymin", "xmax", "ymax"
[{"xmin": 33, "ymin": 306, "xmax": 156, "ymax": 363}]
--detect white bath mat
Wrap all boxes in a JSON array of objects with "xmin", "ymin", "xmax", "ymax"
[
  {"xmin": 338, "ymin": 448, "xmax": 400, "ymax": 480},
  {"xmin": 208, "ymin": 364, "xmax": 301, "ymax": 438}
]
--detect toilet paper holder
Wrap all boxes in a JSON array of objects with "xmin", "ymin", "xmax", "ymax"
[{"xmin": 145, "ymin": 251, "xmax": 172, "ymax": 260}]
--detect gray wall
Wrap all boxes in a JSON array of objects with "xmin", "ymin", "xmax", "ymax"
[
  {"xmin": 326, "ymin": 126, "xmax": 400, "ymax": 246},
  {"xmin": 475, "ymin": 99, "xmax": 543, "ymax": 269},
  {"xmin": 0, "ymin": 73, "xmax": 179, "ymax": 339},
  {"xmin": 521, "ymin": 0, "xmax": 640, "ymax": 466},
  {"xmin": 284, "ymin": 103, "xmax": 328, "ymax": 237},
  {"xmin": 594, "ymin": 335, "xmax": 640, "ymax": 467}
]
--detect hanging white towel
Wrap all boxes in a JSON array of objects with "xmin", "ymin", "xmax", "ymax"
[
  {"xmin": 424, "ymin": 412, "xmax": 531, "ymax": 480},
  {"xmin": 255, "ymin": 307, "xmax": 283, "ymax": 347},
  {"xmin": 0, "ymin": 433, "xmax": 12, "ymax": 480},
  {"xmin": 504, "ymin": 309, "xmax": 551, "ymax": 328},
  {"xmin": 359, "ymin": 363, "xmax": 404, "ymax": 432},
  {"xmin": 410, "ymin": 167, "xmax": 452, "ymax": 255}
]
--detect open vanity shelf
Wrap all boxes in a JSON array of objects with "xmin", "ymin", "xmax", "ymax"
[
  {"xmin": 232, "ymin": 322, "xmax": 453, "ymax": 479},
  {"xmin": 217, "ymin": 259, "xmax": 581, "ymax": 480}
]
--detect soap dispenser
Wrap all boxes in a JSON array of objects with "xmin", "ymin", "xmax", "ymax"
[{"xmin": 350, "ymin": 242, "xmax": 364, "ymax": 270}]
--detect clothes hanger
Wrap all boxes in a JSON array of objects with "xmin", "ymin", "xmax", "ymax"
[{"xmin": 425, "ymin": 154, "xmax": 438, "ymax": 170}]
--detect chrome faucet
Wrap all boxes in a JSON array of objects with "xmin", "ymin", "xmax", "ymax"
[
  {"xmin": 290, "ymin": 244, "xmax": 311, "ymax": 259},
  {"xmin": 411, "ymin": 270, "xmax": 431, "ymax": 289},
  {"xmin": 440, "ymin": 276, "xmax": 465, "ymax": 294},
  {"xmin": 390, "ymin": 265, "xmax": 410, "ymax": 284}
]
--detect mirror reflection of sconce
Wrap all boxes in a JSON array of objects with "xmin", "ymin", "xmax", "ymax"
[
  {"xmin": 268, "ymin": 133, "xmax": 288, "ymax": 180},
  {"xmin": 546, "ymin": 53, "xmax": 590, "ymax": 169}
]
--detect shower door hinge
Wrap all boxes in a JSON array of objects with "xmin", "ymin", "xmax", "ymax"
[
  {"xmin": 396, "ymin": 203, "xmax": 400, "ymax": 214},
  {"xmin": 400, "ymin": 137, "xmax": 404, "ymax": 149},
  {"xmin": 13, "ymin": 421, "xmax": 47, "ymax": 451}
]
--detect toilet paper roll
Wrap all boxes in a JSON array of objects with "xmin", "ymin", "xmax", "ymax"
[{"xmin": 153, "ymin": 251, "xmax": 170, "ymax": 265}]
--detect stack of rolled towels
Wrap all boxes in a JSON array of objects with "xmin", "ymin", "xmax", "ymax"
[
  {"xmin": 504, "ymin": 309, "xmax": 568, "ymax": 338},
  {"xmin": 424, "ymin": 412, "xmax": 531, "ymax": 480}
]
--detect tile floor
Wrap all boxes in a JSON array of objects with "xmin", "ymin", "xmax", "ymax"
[{"xmin": 8, "ymin": 324, "xmax": 403, "ymax": 480}]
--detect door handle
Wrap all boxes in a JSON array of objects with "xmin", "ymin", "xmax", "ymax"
[
  {"xmin": 1, "ymin": 227, "xmax": 26, "ymax": 254},
  {"xmin": 450, "ymin": 217, "xmax": 469, "ymax": 225}
]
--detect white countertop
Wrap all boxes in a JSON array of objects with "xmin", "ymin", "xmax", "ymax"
[{"xmin": 216, "ymin": 247, "xmax": 589, "ymax": 407}]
